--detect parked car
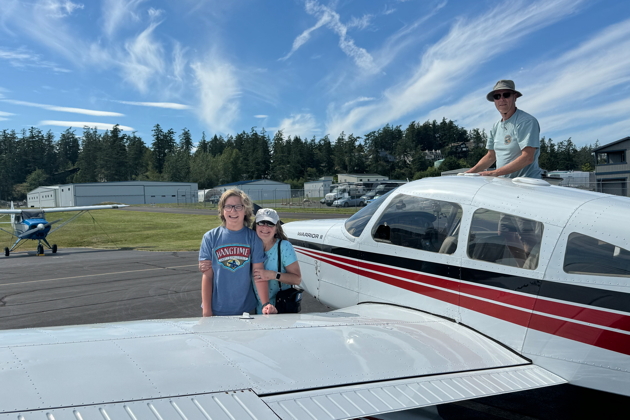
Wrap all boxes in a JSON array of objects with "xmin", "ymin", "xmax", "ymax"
[{"xmin": 332, "ymin": 196, "xmax": 363, "ymax": 207}]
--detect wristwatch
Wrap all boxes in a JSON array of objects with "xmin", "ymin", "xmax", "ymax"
[{"xmin": 275, "ymin": 272, "xmax": 281, "ymax": 280}]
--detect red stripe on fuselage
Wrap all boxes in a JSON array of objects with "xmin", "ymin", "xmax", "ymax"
[{"xmin": 296, "ymin": 247, "xmax": 630, "ymax": 356}]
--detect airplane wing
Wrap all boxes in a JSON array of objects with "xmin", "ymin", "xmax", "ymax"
[
  {"xmin": 0, "ymin": 304, "xmax": 565, "ymax": 419},
  {"xmin": 36, "ymin": 204, "xmax": 129, "ymax": 213},
  {"xmin": 0, "ymin": 204, "xmax": 128, "ymax": 214}
]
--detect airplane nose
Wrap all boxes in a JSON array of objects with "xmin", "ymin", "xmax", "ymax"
[{"xmin": 37, "ymin": 223, "xmax": 45, "ymax": 230}]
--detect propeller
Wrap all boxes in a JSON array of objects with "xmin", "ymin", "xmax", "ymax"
[{"xmin": 18, "ymin": 219, "xmax": 61, "ymax": 239}]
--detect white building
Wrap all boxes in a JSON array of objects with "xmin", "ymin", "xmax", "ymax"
[
  {"xmin": 214, "ymin": 180, "xmax": 291, "ymax": 202},
  {"xmin": 338, "ymin": 174, "xmax": 388, "ymax": 183},
  {"xmin": 27, "ymin": 181, "xmax": 198, "ymax": 207},
  {"xmin": 304, "ymin": 180, "xmax": 332, "ymax": 199},
  {"xmin": 27, "ymin": 186, "xmax": 59, "ymax": 208}
]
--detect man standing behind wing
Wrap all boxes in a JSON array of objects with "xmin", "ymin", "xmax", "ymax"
[{"xmin": 467, "ymin": 80, "xmax": 542, "ymax": 179}]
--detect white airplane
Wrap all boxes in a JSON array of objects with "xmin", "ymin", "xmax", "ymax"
[
  {"xmin": 0, "ymin": 203, "xmax": 128, "ymax": 256},
  {"xmin": 0, "ymin": 175, "xmax": 628, "ymax": 418}
]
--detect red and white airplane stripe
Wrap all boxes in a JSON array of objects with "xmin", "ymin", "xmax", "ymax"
[{"xmin": 297, "ymin": 247, "xmax": 630, "ymax": 356}]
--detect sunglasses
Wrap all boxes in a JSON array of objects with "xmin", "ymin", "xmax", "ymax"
[
  {"xmin": 256, "ymin": 221, "xmax": 276, "ymax": 227},
  {"xmin": 493, "ymin": 92, "xmax": 513, "ymax": 100}
]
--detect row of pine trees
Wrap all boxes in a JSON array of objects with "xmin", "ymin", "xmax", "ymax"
[{"xmin": 0, "ymin": 119, "xmax": 595, "ymax": 201}]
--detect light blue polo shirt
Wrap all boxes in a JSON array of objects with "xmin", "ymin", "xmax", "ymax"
[{"xmin": 487, "ymin": 109, "xmax": 542, "ymax": 179}]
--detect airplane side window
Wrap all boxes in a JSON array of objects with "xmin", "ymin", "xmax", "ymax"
[
  {"xmin": 564, "ymin": 233, "xmax": 630, "ymax": 277},
  {"xmin": 468, "ymin": 209, "xmax": 543, "ymax": 269},
  {"xmin": 371, "ymin": 194, "xmax": 462, "ymax": 254}
]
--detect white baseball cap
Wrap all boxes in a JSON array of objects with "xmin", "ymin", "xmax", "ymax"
[{"xmin": 255, "ymin": 208, "xmax": 279, "ymax": 224}]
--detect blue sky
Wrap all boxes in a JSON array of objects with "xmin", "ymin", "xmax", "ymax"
[{"xmin": 1, "ymin": 0, "xmax": 629, "ymax": 147}]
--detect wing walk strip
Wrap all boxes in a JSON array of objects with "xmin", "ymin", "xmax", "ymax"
[
  {"xmin": 0, "ymin": 366, "xmax": 565, "ymax": 420},
  {"xmin": 296, "ymin": 247, "xmax": 630, "ymax": 356}
]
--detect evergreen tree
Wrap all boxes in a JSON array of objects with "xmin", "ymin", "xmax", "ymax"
[
  {"xmin": 74, "ymin": 127, "xmax": 102, "ymax": 183},
  {"xmin": 56, "ymin": 128, "xmax": 80, "ymax": 171},
  {"xmin": 0, "ymin": 130, "xmax": 19, "ymax": 200},
  {"xmin": 195, "ymin": 132, "xmax": 209, "ymax": 156},
  {"xmin": 100, "ymin": 124, "xmax": 128, "ymax": 182},
  {"xmin": 179, "ymin": 128, "xmax": 193, "ymax": 155},
  {"xmin": 208, "ymin": 134, "xmax": 225, "ymax": 156},
  {"xmin": 151, "ymin": 124, "xmax": 176, "ymax": 174},
  {"xmin": 127, "ymin": 132, "xmax": 148, "ymax": 179}
]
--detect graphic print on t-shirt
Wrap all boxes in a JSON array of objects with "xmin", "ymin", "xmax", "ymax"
[{"xmin": 215, "ymin": 244, "xmax": 251, "ymax": 272}]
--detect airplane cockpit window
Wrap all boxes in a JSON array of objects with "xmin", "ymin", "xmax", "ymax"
[
  {"xmin": 564, "ymin": 233, "xmax": 630, "ymax": 277},
  {"xmin": 371, "ymin": 194, "xmax": 462, "ymax": 254},
  {"xmin": 345, "ymin": 190, "xmax": 396, "ymax": 238},
  {"xmin": 468, "ymin": 209, "xmax": 543, "ymax": 269},
  {"xmin": 22, "ymin": 210, "xmax": 44, "ymax": 219}
]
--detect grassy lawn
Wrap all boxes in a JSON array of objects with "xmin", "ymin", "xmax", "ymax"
[
  {"xmin": 142, "ymin": 202, "xmax": 360, "ymax": 215},
  {"xmin": 0, "ymin": 210, "xmax": 296, "ymax": 252}
]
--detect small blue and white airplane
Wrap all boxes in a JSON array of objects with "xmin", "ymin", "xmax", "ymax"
[{"xmin": 0, "ymin": 202, "xmax": 128, "ymax": 256}]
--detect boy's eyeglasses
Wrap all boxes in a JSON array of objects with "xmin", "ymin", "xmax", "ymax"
[
  {"xmin": 256, "ymin": 221, "xmax": 276, "ymax": 227},
  {"xmin": 224, "ymin": 205, "xmax": 244, "ymax": 212}
]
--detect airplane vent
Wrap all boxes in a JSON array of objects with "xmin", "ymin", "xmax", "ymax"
[{"xmin": 512, "ymin": 177, "xmax": 550, "ymax": 186}]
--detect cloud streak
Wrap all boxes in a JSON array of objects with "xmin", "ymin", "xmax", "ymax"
[
  {"xmin": 102, "ymin": 0, "xmax": 146, "ymax": 38},
  {"xmin": 3, "ymin": 99, "xmax": 124, "ymax": 117},
  {"xmin": 116, "ymin": 100, "xmax": 190, "ymax": 109},
  {"xmin": 420, "ymin": 15, "xmax": 630, "ymax": 146},
  {"xmin": 326, "ymin": 0, "xmax": 585, "ymax": 136},
  {"xmin": 277, "ymin": 113, "xmax": 320, "ymax": 138},
  {"xmin": 282, "ymin": 0, "xmax": 376, "ymax": 73},
  {"xmin": 0, "ymin": 47, "xmax": 70, "ymax": 72},
  {"xmin": 191, "ymin": 57, "xmax": 240, "ymax": 133},
  {"xmin": 41, "ymin": 120, "xmax": 134, "ymax": 131}
]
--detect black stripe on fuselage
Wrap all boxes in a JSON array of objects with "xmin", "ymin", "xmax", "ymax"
[{"xmin": 290, "ymin": 239, "xmax": 630, "ymax": 314}]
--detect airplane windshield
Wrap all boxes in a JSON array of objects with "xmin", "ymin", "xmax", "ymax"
[
  {"xmin": 345, "ymin": 189, "xmax": 396, "ymax": 237},
  {"xmin": 22, "ymin": 210, "xmax": 45, "ymax": 219}
]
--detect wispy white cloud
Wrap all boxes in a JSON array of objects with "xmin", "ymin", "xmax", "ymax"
[
  {"xmin": 41, "ymin": 0, "xmax": 84, "ymax": 18},
  {"xmin": 0, "ymin": 47, "xmax": 70, "ymax": 72},
  {"xmin": 279, "ymin": 10, "xmax": 330, "ymax": 61},
  {"xmin": 102, "ymin": 0, "xmax": 145, "ymax": 38},
  {"xmin": 277, "ymin": 113, "xmax": 320, "ymax": 138},
  {"xmin": 191, "ymin": 57, "xmax": 240, "ymax": 133},
  {"xmin": 171, "ymin": 42, "xmax": 187, "ymax": 82},
  {"xmin": 327, "ymin": 0, "xmax": 585, "ymax": 136},
  {"xmin": 421, "ymin": 16, "xmax": 630, "ymax": 146},
  {"xmin": 347, "ymin": 14, "xmax": 373, "ymax": 30},
  {"xmin": 40, "ymin": 120, "xmax": 134, "ymax": 131},
  {"xmin": 282, "ymin": 0, "xmax": 377, "ymax": 73},
  {"xmin": 343, "ymin": 96, "xmax": 375, "ymax": 109},
  {"xmin": 371, "ymin": 1, "xmax": 447, "ymax": 73},
  {"xmin": 120, "ymin": 20, "xmax": 165, "ymax": 93},
  {"xmin": 254, "ymin": 114, "xmax": 268, "ymax": 118},
  {"xmin": 116, "ymin": 100, "xmax": 190, "ymax": 109},
  {"xmin": 3, "ymin": 99, "xmax": 123, "ymax": 116},
  {"xmin": 0, "ymin": 111, "xmax": 14, "ymax": 121}
]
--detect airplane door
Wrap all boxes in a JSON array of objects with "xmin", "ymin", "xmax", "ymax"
[
  {"xmin": 459, "ymin": 207, "xmax": 555, "ymax": 353},
  {"xmin": 358, "ymin": 195, "xmax": 463, "ymax": 321}
]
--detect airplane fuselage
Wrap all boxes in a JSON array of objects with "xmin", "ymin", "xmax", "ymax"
[
  {"xmin": 14, "ymin": 217, "xmax": 50, "ymax": 239},
  {"xmin": 283, "ymin": 175, "xmax": 630, "ymax": 397}
]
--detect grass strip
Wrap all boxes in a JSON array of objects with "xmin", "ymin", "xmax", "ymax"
[{"xmin": 0, "ymin": 210, "xmax": 283, "ymax": 252}]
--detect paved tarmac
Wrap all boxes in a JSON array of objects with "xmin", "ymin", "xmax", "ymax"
[{"xmin": 0, "ymin": 248, "xmax": 329, "ymax": 330}]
